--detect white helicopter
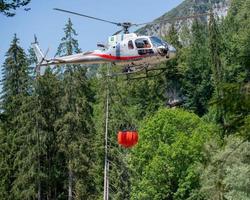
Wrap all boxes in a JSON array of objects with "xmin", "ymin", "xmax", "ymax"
[{"xmin": 32, "ymin": 8, "xmax": 209, "ymax": 76}]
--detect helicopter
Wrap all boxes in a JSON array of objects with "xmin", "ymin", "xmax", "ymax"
[{"xmin": 32, "ymin": 8, "xmax": 210, "ymax": 76}]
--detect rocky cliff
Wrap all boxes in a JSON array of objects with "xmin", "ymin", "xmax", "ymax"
[{"xmin": 137, "ymin": 0, "xmax": 230, "ymax": 36}]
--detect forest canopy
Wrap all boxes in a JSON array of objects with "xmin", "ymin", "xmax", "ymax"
[{"xmin": 0, "ymin": 0, "xmax": 249, "ymax": 199}]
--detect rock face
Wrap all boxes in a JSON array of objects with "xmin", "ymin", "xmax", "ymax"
[
  {"xmin": 136, "ymin": 0, "xmax": 230, "ymax": 108},
  {"xmin": 137, "ymin": 0, "xmax": 230, "ymax": 36}
]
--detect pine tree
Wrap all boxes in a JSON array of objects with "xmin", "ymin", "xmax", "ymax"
[
  {"xmin": 1, "ymin": 34, "xmax": 30, "ymax": 117},
  {"xmin": 0, "ymin": 122, "xmax": 9, "ymax": 199},
  {"xmin": 209, "ymin": 14, "xmax": 224, "ymax": 96},
  {"xmin": 9, "ymin": 37, "xmax": 61, "ymax": 199},
  {"xmin": 34, "ymin": 69, "xmax": 64, "ymax": 199},
  {"xmin": 91, "ymin": 65, "xmax": 147, "ymax": 199},
  {"xmin": 11, "ymin": 94, "xmax": 42, "ymax": 199},
  {"xmin": 55, "ymin": 18, "xmax": 95, "ymax": 199},
  {"xmin": 0, "ymin": 34, "xmax": 30, "ymax": 199},
  {"xmin": 167, "ymin": 24, "xmax": 182, "ymax": 50},
  {"xmin": 211, "ymin": 0, "xmax": 250, "ymax": 134},
  {"xmin": 200, "ymin": 136, "xmax": 250, "ymax": 200},
  {"xmin": 164, "ymin": 24, "xmax": 184, "ymax": 108},
  {"xmin": 55, "ymin": 67, "xmax": 95, "ymax": 199},
  {"xmin": 0, "ymin": 0, "xmax": 31, "ymax": 17},
  {"xmin": 56, "ymin": 18, "xmax": 81, "ymax": 75},
  {"xmin": 56, "ymin": 18, "xmax": 81, "ymax": 57},
  {"xmin": 181, "ymin": 19, "xmax": 213, "ymax": 116}
]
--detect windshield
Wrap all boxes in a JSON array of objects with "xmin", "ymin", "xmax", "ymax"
[
  {"xmin": 135, "ymin": 38, "xmax": 151, "ymax": 49},
  {"xmin": 150, "ymin": 36, "xmax": 168, "ymax": 48}
]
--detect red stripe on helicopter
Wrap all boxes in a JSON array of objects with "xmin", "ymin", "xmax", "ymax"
[{"xmin": 92, "ymin": 53, "xmax": 145, "ymax": 61}]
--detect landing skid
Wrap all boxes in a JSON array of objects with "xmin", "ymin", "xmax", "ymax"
[{"xmin": 108, "ymin": 64, "xmax": 167, "ymax": 80}]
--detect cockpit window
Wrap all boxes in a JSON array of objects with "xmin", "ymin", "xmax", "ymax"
[
  {"xmin": 150, "ymin": 36, "xmax": 168, "ymax": 48},
  {"xmin": 135, "ymin": 38, "xmax": 151, "ymax": 49}
]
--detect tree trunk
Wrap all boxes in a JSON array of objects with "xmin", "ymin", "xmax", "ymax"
[
  {"xmin": 68, "ymin": 168, "xmax": 73, "ymax": 200},
  {"xmin": 38, "ymin": 179, "xmax": 41, "ymax": 200}
]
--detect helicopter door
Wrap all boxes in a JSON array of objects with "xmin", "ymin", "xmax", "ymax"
[
  {"xmin": 135, "ymin": 38, "xmax": 154, "ymax": 55},
  {"xmin": 116, "ymin": 43, "xmax": 121, "ymax": 57},
  {"xmin": 128, "ymin": 40, "xmax": 134, "ymax": 50}
]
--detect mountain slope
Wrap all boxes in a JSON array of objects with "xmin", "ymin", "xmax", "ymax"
[{"xmin": 137, "ymin": 0, "xmax": 230, "ymax": 36}]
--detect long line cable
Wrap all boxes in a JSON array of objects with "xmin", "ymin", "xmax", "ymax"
[
  {"xmin": 109, "ymin": 77, "xmax": 137, "ymax": 129},
  {"xmin": 103, "ymin": 64, "xmax": 110, "ymax": 200}
]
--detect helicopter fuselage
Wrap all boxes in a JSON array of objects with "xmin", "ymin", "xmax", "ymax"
[{"xmin": 33, "ymin": 33, "xmax": 176, "ymax": 69}]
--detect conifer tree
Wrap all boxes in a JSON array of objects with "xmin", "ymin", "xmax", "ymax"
[
  {"xmin": 212, "ymin": 0, "xmax": 250, "ymax": 134},
  {"xmin": 181, "ymin": 20, "xmax": 213, "ymax": 116},
  {"xmin": 0, "ymin": 123, "xmax": 8, "ymax": 199},
  {"xmin": 33, "ymin": 69, "xmax": 64, "ymax": 199},
  {"xmin": 55, "ymin": 18, "xmax": 95, "ymax": 199},
  {"xmin": 56, "ymin": 18, "xmax": 81, "ymax": 57},
  {"xmin": 91, "ymin": 71, "xmax": 133, "ymax": 199},
  {"xmin": 209, "ymin": 14, "xmax": 224, "ymax": 96},
  {"xmin": 56, "ymin": 17, "xmax": 81, "ymax": 76},
  {"xmin": 11, "ymin": 94, "xmax": 42, "ymax": 199},
  {"xmin": 1, "ymin": 34, "xmax": 30, "ymax": 117},
  {"xmin": 164, "ymin": 24, "xmax": 184, "ymax": 108},
  {"xmin": 167, "ymin": 24, "xmax": 182, "ymax": 49},
  {"xmin": 9, "ymin": 37, "xmax": 55, "ymax": 200},
  {"xmin": 0, "ymin": 34, "xmax": 30, "ymax": 199},
  {"xmin": 0, "ymin": 0, "xmax": 31, "ymax": 17},
  {"xmin": 208, "ymin": 13, "xmax": 235, "ymax": 132}
]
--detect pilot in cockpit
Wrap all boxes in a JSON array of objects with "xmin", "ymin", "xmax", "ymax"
[{"xmin": 143, "ymin": 40, "xmax": 151, "ymax": 48}]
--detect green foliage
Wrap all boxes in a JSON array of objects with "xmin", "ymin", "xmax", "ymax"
[
  {"xmin": 222, "ymin": 0, "xmax": 250, "ymax": 82},
  {"xmin": 33, "ymin": 69, "xmax": 65, "ymax": 199},
  {"xmin": 127, "ymin": 78, "xmax": 166, "ymax": 119},
  {"xmin": 56, "ymin": 18, "xmax": 81, "ymax": 57},
  {"xmin": 55, "ymin": 18, "xmax": 81, "ymax": 77},
  {"xmin": 163, "ymin": 25, "xmax": 184, "ymax": 108},
  {"xmin": 181, "ymin": 20, "xmax": 213, "ymax": 116},
  {"xmin": 10, "ymin": 94, "xmax": 45, "ymax": 200},
  {"xmin": 0, "ymin": 0, "xmax": 31, "ymax": 16},
  {"xmin": 91, "ymin": 68, "xmax": 132, "ymax": 199},
  {"xmin": 1, "ymin": 34, "xmax": 30, "ymax": 116},
  {"xmin": 199, "ymin": 136, "xmax": 250, "ymax": 200},
  {"xmin": 129, "ymin": 108, "xmax": 218, "ymax": 199},
  {"xmin": 0, "ymin": 124, "xmax": 9, "ymax": 199},
  {"xmin": 207, "ymin": 0, "xmax": 250, "ymax": 134},
  {"xmin": 0, "ymin": 34, "xmax": 31, "ymax": 199},
  {"xmin": 54, "ymin": 18, "xmax": 96, "ymax": 199},
  {"xmin": 55, "ymin": 67, "xmax": 95, "ymax": 199},
  {"xmin": 1, "ymin": 1, "xmax": 250, "ymax": 199}
]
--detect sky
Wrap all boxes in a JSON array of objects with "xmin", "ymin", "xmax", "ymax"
[{"xmin": 0, "ymin": 0, "xmax": 184, "ymax": 66}]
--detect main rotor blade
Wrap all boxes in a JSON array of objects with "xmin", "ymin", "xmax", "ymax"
[
  {"xmin": 112, "ymin": 29, "xmax": 124, "ymax": 36},
  {"xmin": 135, "ymin": 12, "xmax": 212, "ymax": 27},
  {"xmin": 54, "ymin": 8, "xmax": 121, "ymax": 26}
]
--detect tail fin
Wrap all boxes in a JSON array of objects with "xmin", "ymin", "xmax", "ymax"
[
  {"xmin": 32, "ymin": 43, "xmax": 45, "ymax": 64},
  {"xmin": 32, "ymin": 40, "xmax": 49, "ymax": 76}
]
